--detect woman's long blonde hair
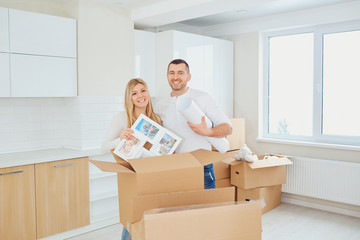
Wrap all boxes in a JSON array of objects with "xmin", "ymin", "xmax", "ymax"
[{"xmin": 124, "ymin": 78, "xmax": 161, "ymax": 128}]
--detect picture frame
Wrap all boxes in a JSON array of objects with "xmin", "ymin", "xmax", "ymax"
[
  {"xmin": 113, "ymin": 135, "xmax": 144, "ymax": 160},
  {"xmin": 132, "ymin": 114, "xmax": 181, "ymax": 156},
  {"xmin": 151, "ymin": 131, "xmax": 181, "ymax": 156},
  {"xmin": 113, "ymin": 114, "xmax": 182, "ymax": 161}
]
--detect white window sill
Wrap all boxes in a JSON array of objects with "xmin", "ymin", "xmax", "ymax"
[{"xmin": 256, "ymin": 137, "xmax": 360, "ymax": 152}]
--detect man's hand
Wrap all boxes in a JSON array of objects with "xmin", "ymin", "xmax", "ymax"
[
  {"xmin": 188, "ymin": 116, "xmax": 232, "ymax": 138},
  {"xmin": 187, "ymin": 116, "xmax": 212, "ymax": 137}
]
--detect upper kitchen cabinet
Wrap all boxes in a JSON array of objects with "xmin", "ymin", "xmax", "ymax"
[
  {"xmin": 156, "ymin": 30, "xmax": 234, "ymax": 117},
  {"xmin": 10, "ymin": 54, "xmax": 77, "ymax": 97},
  {"xmin": 0, "ymin": 7, "xmax": 9, "ymax": 53},
  {"xmin": 0, "ymin": 8, "xmax": 77, "ymax": 97},
  {"xmin": 134, "ymin": 30, "xmax": 156, "ymax": 96},
  {"xmin": 0, "ymin": 53, "xmax": 10, "ymax": 97},
  {"xmin": 9, "ymin": 9, "xmax": 76, "ymax": 57}
]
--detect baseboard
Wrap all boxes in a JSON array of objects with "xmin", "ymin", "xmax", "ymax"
[
  {"xmin": 38, "ymin": 216, "xmax": 120, "ymax": 240},
  {"xmin": 281, "ymin": 193, "xmax": 360, "ymax": 218}
]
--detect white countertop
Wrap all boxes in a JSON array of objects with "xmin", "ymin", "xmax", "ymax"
[{"xmin": 0, "ymin": 147, "xmax": 105, "ymax": 168}]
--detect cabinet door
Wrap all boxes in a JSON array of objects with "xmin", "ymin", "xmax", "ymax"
[
  {"xmin": 0, "ymin": 52, "xmax": 10, "ymax": 97},
  {"xmin": 9, "ymin": 9, "xmax": 76, "ymax": 57},
  {"xmin": 0, "ymin": 165, "xmax": 36, "ymax": 240},
  {"xmin": 10, "ymin": 54, "xmax": 77, "ymax": 97},
  {"xmin": 0, "ymin": 7, "xmax": 9, "ymax": 53},
  {"xmin": 134, "ymin": 30, "xmax": 156, "ymax": 96},
  {"xmin": 35, "ymin": 158, "xmax": 90, "ymax": 239},
  {"xmin": 206, "ymin": 36, "xmax": 234, "ymax": 118},
  {"xmin": 171, "ymin": 30, "xmax": 234, "ymax": 117}
]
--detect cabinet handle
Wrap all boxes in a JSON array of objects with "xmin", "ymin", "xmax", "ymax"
[
  {"xmin": 54, "ymin": 163, "xmax": 73, "ymax": 168},
  {"xmin": 0, "ymin": 170, "xmax": 23, "ymax": 175}
]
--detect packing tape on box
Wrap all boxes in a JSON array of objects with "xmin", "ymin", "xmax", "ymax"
[{"xmin": 176, "ymin": 97, "xmax": 230, "ymax": 153}]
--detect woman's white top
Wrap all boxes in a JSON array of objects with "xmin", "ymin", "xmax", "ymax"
[{"xmin": 101, "ymin": 111, "xmax": 127, "ymax": 153}]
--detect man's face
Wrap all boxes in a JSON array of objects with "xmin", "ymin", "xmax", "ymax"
[{"xmin": 167, "ymin": 63, "xmax": 191, "ymax": 92}]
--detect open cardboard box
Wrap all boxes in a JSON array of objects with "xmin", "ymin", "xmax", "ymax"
[
  {"xmin": 131, "ymin": 201, "xmax": 262, "ymax": 240},
  {"xmin": 229, "ymin": 154, "xmax": 292, "ymax": 189},
  {"xmin": 236, "ymin": 185, "xmax": 282, "ymax": 214},
  {"xmin": 90, "ymin": 149, "xmax": 235, "ymax": 231},
  {"xmin": 212, "ymin": 118, "xmax": 245, "ymax": 152}
]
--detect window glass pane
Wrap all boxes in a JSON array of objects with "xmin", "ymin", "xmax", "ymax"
[
  {"xmin": 323, "ymin": 30, "xmax": 360, "ymax": 137},
  {"xmin": 268, "ymin": 33, "xmax": 314, "ymax": 136}
]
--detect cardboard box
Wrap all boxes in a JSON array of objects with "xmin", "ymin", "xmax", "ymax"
[
  {"xmin": 230, "ymin": 154, "xmax": 292, "ymax": 189},
  {"xmin": 90, "ymin": 149, "xmax": 233, "ymax": 230},
  {"xmin": 131, "ymin": 201, "xmax": 262, "ymax": 240},
  {"xmin": 212, "ymin": 118, "xmax": 245, "ymax": 152},
  {"xmin": 216, "ymin": 178, "xmax": 232, "ymax": 188},
  {"xmin": 213, "ymin": 159, "xmax": 231, "ymax": 180},
  {"xmin": 236, "ymin": 185, "xmax": 282, "ymax": 214},
  {"xmin": 131, "ymin": 187, "xmax": 235, "ymax": 224},
  {"xmin": 213, "ymin": 150, "xmax": 239, "ymax": 180},
  {"xmin": 227, "ymin": 118, "xmax": 245, "ymax": 151}
]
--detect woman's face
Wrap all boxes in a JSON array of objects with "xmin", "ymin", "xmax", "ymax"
[{"xmin": 131, "ymin": 83, "xmax": 149, "ymax": 109}]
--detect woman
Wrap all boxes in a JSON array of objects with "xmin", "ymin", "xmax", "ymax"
[{"xmin": 101, "ymin": 78, "xmax": 161, "ymax": 240}]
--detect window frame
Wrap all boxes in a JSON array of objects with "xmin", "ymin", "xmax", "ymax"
[{"xmin": 261, "ymin": 20, "xmax": 360, "ymax": 147}]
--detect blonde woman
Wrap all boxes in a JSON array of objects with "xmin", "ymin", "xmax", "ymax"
[
  {"xmin": 102, "ymin": 78, "xmax": 161, "ymax": 153},
  {"xmin": 101, "ymin": 78, "xmax": 161, "ymax": 240}
]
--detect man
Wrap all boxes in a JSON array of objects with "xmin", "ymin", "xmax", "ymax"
[{"xmin": 156, "ymin": 59, "xmax": 232, "ymax": 189}]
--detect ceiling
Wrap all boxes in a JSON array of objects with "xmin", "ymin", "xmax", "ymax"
[{"xmin": 109, "ymin": 0, "xmax": 357, "ymax": 29}]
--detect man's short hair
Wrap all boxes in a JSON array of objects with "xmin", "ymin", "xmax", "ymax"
[{"xmin": 167, "ymin": 59, "xmax": 190, "ymax": 73}]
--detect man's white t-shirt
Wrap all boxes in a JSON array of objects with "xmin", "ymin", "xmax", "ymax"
[{"xmin": 156, "ymin": 88, "xmax": 231, "ymax": 153}]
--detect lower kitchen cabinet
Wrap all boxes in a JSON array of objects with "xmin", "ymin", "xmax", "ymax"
[
  {"xmin": 0, "ymin": 165, "xmax": 37, "ymax": 240},
  {"xmin": 35, "ymin": 157, "xmax": 90, "ymax": 239}
]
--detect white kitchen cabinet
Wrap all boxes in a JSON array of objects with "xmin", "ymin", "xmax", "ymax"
[
  {"xmin": 0, "ymin": 7, "xmax": 9, "ymax": 53},
  {"xmin": 9, "ymin": 9, "xmax": 76, "ymax": 57},
  {"xmin": 10, "ymin": 54, "xmax": 77, "ymax": 97},
  {"xmin": 0, "ymin": 53, "xmax": 10, "ymax": 97},
  {"xmin": 0, "ymin": 7, "xmax": 78, "ymax": 97},
  {"xmin": 156, "ymin": 30, "xmax": 233, "ymax": 117},
  {"xmin": 134, "ymin": 30, "xmax": 156, "ymax": 96}
]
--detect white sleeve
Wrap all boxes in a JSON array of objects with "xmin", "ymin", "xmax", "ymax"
[
  {"xmin": 197, "ymin": 93, "xmax": 232, "ymax": 127},
  {"xmin": 101, "ymin": 112, "xmax": 127, "ymax": 153}
]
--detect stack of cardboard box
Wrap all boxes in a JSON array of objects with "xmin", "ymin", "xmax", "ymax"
[
  {"xmin": 90, "ymin": 122, "xmax": 262, "ymax": 239},
  {"xmin": 229, "ymin": 153, "xmax": 292, "ymax": 214},
  {"xmin": 90, "ymin": 118, "xmax": 291, "ymax": 239},
  {"xmin": 214, "ymin": 119, "xmax": 292, "ymax": 214}
]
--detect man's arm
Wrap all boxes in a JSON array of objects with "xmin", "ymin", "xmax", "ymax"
[{"xmin": 187, "ymin": 116, "xmax": 232, "ymax": 138}]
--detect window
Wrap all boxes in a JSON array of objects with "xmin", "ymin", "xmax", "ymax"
[
  {"xmin": 262, "ymin": 22, "xmax": 360, "ymax": 147},
  {"xmin": 322, "ymin": 30, "xmax": 360, "ymax": 137}
]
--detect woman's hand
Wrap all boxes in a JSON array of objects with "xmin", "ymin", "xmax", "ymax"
[{"xmin": 120, "ymin": 128, "xmax": 134, "ymax": 140}]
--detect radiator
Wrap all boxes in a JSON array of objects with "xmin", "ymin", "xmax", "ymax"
[{"xmin": 282, "ymin": 156, "xmax": 360, "ymax": 206}]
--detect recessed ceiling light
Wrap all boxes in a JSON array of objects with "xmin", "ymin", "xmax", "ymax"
[
  {"xmin": 236, "ymin": 10, "xmax": 248, "ymax": 14},
  {"xmin": 114, "ymin": 0, "xmax": 124, "ymax": 5}
]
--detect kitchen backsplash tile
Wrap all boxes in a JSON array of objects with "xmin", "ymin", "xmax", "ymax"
[{"xmin": 0, "ymin": 96, "xmax": 125, "ymax": 154}]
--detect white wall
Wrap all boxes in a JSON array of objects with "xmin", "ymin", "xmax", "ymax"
[
  {"xmin": 0, "ymin": 97, "xmax": 123, "ymax": 154},
  {"xmin": 77, "ymin": 0, "xmax": 134, "ymax": 96}
]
